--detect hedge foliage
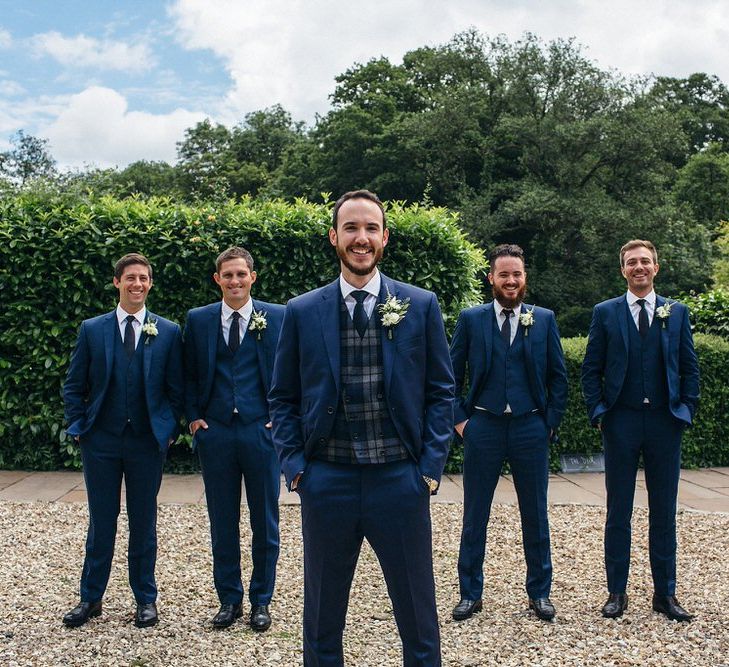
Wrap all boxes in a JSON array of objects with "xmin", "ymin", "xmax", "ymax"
[{"xmin": 0, "ymin": 193, "xmax": 484, "ymax": 471}]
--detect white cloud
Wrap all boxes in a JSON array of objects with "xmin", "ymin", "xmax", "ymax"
[
  {"xmin": 39, "ymin": 86, "xmax": 205, "ymax": 168},
  {"xmin": 168, "ymin": 0, "xmax": 729, "ymax": 123},
  {"xmin": 31, "ymin": 31, "xmax": 154, "ymax": 72},
  {"xmin": 0, "ymin": 28, "xmax": 11, "ymax": 49},
  {"xmin": 0, "ymin": 80, "xmax": 26, "ymax": 97}
]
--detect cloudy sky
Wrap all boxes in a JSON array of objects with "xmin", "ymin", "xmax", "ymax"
[{"xmin": 1, "ymin": 0, "xmax": 727, "ymax": 169}]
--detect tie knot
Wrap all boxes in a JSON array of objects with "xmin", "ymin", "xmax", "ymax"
[
  {"xmin": 502, "ymin": 309, "xmax": 514, "ymax": 318},
  {"xmin": 231, "ymin": 311, "xmax": 241, "ymax": 321},
  {"xmin": 636, "ymin": 299, "xmax": 646, "ymax": 309},
  {"xmin": 351, "ymin": 290, "xmax": 368, "ymax": 304},
  {"xmin": 126, "ymin": 315, "xmax": 136, "ymax": 324}
]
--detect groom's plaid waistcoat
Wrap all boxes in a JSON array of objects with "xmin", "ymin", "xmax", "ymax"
[{"xmin": 314, "ymin": 298, "xmax": 408, "ymax": 464}]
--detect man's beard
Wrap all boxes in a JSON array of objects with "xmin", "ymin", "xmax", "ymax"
[
  {"xmin": 337, "ymin": 244, "xmax": 383, "ymax": 276},
  {"xmin": 492, "ymin": 282, "xmax": 526, "ymax": 309}
]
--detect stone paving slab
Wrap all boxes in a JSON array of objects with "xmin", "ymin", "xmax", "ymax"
[
  {"xmin": 0, "ymin": 470, "xmax": 31, "ymax": 490},
  {"xmin": 681, "ymin": 468, "xmax": 729, "ymax": 490},
  {"xmin": 0, "ymin": 471, "xmax": 82, "ymax": 502}
]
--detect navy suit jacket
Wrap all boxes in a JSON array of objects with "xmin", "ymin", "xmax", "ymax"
[
  {"xmin": 268, "ymin": 275, "xmax": 455, "ymax": 488},
  {"xmin": 450, "ymin": 303, "xmax": 568, "ymax": 431},
  {"xmin": 581, "ymin": 294, "xmax": 700, "ymax": 425},
  {"xmin": 64, "ymin": 310, "xmax": 184, "ymax": 451},
  {"xmin": 182, "ymin": 299, "xmax": 284, "ymax": 424}
]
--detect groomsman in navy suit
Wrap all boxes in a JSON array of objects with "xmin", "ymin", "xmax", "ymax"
[
  {"xmin": 183, "ymin": 247, "xmax": 283, "ymax": 631},
  {"xmin": 582, "ymin": 239, "xmax": 699, "ymax": 621},
  {"xmin": 269, "ymin": 190, "xmax": 454, "ymax": 666},
  {"xmin": 63, "ymin": 253, "xmax": 183, "ymax": 628},
  {"xmin": 450, "ymin": 244, "xmax": 568, "ymax": 622}
]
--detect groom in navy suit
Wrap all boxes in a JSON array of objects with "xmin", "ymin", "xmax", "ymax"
[
  {"xmin": 582, "ymin": 239, "xmax": 699, "ymax": 621},
  {"xmin": 183, "ymin": 247, "xmax": 283, "ymax": 631},
  {"xmin": 450, "ymin": 244, "xmax": 567, "ymax": 622},
  {"xmin": 63, "ymin": 253, "xmax": 183, "ymax": 628},
  {"xmin": 269, "ymin": 190, "xmax": 454, "ymax": 666}
]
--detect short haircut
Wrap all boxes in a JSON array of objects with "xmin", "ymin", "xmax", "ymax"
[
  {"xmin": 331, "ymin": 189, "xmax": 386, "ymax": 229},
  {"xmin": 620, "ymin": 239, "xmax": 658, "ymax": 266},
  {"xmin": 215, "ymin": 246, "xmax": 254, "ymax": 273},
  {"xmin": 114, "ymin": 253, "xmax": 152, "ymax": 280},
  {"xmin": 488, "ymin": 244, "xmax": 525, "ymax": 271}
]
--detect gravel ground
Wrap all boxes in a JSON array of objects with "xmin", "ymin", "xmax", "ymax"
[{"xmin": 0, "ymin": 501, "xmax": 727, "ymax": 667}]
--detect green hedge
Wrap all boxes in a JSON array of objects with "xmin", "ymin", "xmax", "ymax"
[
  {"xmin": 0, "ymin": 193, "xmax": 484, "ymax": 471},
  {"xmin": 445, "ymin": 333, "xmax": 729, "ymax": 473}
]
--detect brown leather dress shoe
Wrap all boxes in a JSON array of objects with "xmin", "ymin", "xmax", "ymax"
[
  {"xmin": 62, "ymin": 600, "xmax": 102, "ymax": 628},
  {"xmin": 652, "ymin": 595, "xmax": 694, "ymax": 622},
  {"xmin": 452, "ymin": 599, "xmax": 483, "ymax": 621},
  {"xmin": 602, "ymin": 593, "xmax": 628, "ymax": 618}
]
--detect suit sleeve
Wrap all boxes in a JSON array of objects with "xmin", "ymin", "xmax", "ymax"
[
  {"xmin": 678, "ymin": 305, "xmax": 700, "ymax": 422},
  {"xmin": 449, "ymin": 309, "xmax": 470, "ymax": 425},
  {"xmin": 581, "ymin": 305, "xmax": 607, "ymax": 425},
  {"xmin": 63, "ymin": 321, "xmax": 90, "ymax": 436},
  {"xmin": 268, "ymin": 303, "xmax": 307, "ymax": 488},
  {"xmin": 165, "ymin": 324, "xmax": 185, "ymax": 439},
  {"xmin": 182, "ymin": 312, "xmax": 202, "ymax": 424},
  {"xmin": 418, "ymin": 293, "xmax": 456, "ymax": 482},
  {"xmin": 545, "ymin": 313, "xmax": 568, "ymax": 431}
]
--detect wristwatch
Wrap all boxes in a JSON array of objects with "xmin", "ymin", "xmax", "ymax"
[{"xmin": 422, "ymin": 475, "xmax": 438, "ymax": 493}]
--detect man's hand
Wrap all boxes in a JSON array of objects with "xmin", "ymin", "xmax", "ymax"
[
  {"xmin": 189, "ymin": 419, "xmax": 208, "ymax": 436},
  {"xmin": 291, "ymin": 472, "xmax": 302, "ymax": 491},
  {"xmin": 455, "ymin": 420, "xmax": 468, "ymax": 438}
]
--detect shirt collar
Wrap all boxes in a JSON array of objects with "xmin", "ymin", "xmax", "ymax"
[
  {"xmin": 493, "ymin": 299, "xmax": 521, "ymax": 318},
  {"xmin": 626, "ymin": 289, "xmax": 655, "ymax": 308},
  {"xmin": 221, "ymin": 298, "xmax": 253, "ymax": 321},
  {"xmin": 116, "ymin": 304, "xmax": 146, "ymax": 326},
  {"xmin": 340, "ymin": 270, "xmax": 381, "ymax": 301}
]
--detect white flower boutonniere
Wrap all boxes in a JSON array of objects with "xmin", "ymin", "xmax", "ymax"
[
  {"xmin": 519, "ymin": 307, "xmax": 535, "ymax": 336},
  {"xmin": 142, "ymin": 318, "xmax": 158, "ymax": 343},
  {"xmin": 378, "ymin": 288, "xmax": 410, "ymax": 339},
  {"xmin": 249, "ymin": 309, "xmax": 268, "ymax": 340},
  {"xmin": 655, "ymin": 301, "xmax": 672, "ymax": 328}
]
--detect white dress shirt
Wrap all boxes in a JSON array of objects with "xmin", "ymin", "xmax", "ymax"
[
  {"xmin": 221, "ymin": 298, "xmax": 253, "ymax": 347},
  {"xmin": 339, "ymin": 271, "xmax": 381, "ymax": 320},
  {"xmin": 494, "ymin": 299, "xmax": 521, "ymax": 345},
  {"xmin": 626, "ymin": 289, "xmax": 655, "ymax": 330},
  {"xmin": 116, "ymin": 304, "xmax": 146, "ymax": 349}
]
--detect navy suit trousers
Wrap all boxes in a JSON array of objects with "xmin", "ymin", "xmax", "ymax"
[
  {"xmin": 196, "ymin": 415, "xmax": 280, "ymax": 605},
  {"xmin": 602, "ymin": 406, "xmax": 683, "ymax": 595},
  {"xmin": 79, "ymin": 425, "xmax": 166, "ymax": 604},
  {"xmin": 299, "ymin": 459, "xmax": 440, "ymax": 667},
  {"xmin": 458, "ymin": 410, "xmax": 552, "ymax": 600}
]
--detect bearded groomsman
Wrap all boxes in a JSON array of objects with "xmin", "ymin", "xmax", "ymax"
[
  {"xmin": 269, "ymin": 190, "xmax": 454, "ymax": 666},
  {"xmin": 63, "ymin": 253, "xmax": 183, "ymax": 628},
  {"xmin": 581, "ymin": 239, "xmax": 699, "ymax": 621},
  {"xmin": 450, "ymin": 244, "xmax": 567, "ymax": 622},
  {"xmin": 183, "ymin": 247, "xmax": 283, "ymax": 631}
]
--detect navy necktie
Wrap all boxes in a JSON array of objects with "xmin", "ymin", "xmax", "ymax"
[
  {"xmin": 352, "ymin": 291, "xmax": 369, "ymax": 338},
  {"xmin": 636, "ymin": 299, "xmax": 649, "ymax": 337},
  {"xmin": 229, "ymin": 312, "xmax": 241, "ymax": 353},
  {"xmin": 501, "ymin": 309, "xmax": 513, "ymax": 346},
  {"xmin": 124, "ymin": 315, "xmax": 136, "ymax": 358}
]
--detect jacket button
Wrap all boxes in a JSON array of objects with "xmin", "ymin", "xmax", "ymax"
[
  {"xmin": 319, "ymin": 438, "xmax": 326, "ymax": 444},
  {"xmin": 327, "ymin": 406, "xmax": 334, "ymax": 414}
]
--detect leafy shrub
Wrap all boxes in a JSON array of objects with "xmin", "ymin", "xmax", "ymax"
[{"xmin": 678, "ymin": 288, "xmax": 729, "ymax": 338}]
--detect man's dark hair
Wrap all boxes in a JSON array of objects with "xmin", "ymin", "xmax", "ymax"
[
  {"xmin": 488, "ymin": 244, "xmax": 525, "ymax": 270},
  {"xmin": 114, "ymin": 253, "xmax": 153, "ymax": 280},
  {"xmin": 215, "ymin": 247, "xmax": 254, "ymax": 273},
  {"xmin": 331, "ymin": 189, "xmax": 386, "ymax": 229}
]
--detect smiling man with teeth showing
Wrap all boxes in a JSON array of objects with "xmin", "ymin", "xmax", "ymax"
[
  {"xmin": 582, "ymin": 240, "xmax": 699, "ymax": 622},
  {"xmin": 269, "ymin": 189, "xmax": 454, "ymax": 666}
]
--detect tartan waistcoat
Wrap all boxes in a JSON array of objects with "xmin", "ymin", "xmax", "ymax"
[{"xmin": 315, "ymin": 297, "xmax": 408, "ymax": 464}]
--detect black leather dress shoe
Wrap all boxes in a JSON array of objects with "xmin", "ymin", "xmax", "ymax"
[
  {"xmin": 134, "ymin": 602, "xmax": 158, "ymax": 628},
  {"xmin": 452, "ymin": 599, "xmax": 483, "ymax": 621},
  {"xmin": 652, "ymin": 595, "xmax": 694, "ymax": 621},
  {"xmin": 601, "ymin": 593, "xmax": 628, "ymax": 618},
  {"xmin": 250, "ymin": 605, "xmax": 271, "ymax": 632},
  {"xmin": 529, "ymin": 597, "xmax": 556, "ymax": 621},
  {"xmin": 62, "ymin": 600, "xmax": 102, "ymax": 627},
  {"xmin": 212, "ymin": 603, "xmax": 243, "ymax": 628}
]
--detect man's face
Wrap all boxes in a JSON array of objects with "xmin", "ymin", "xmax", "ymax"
[
  {"xmin": 488, "ymin": 255, "xmax": 526, "ymax": 308},
  {"xmin": 214, "ymin": 257, "xmax": 256, "ymax": 307},
  {"xmin": 621, "ymin": 246, "xmax": 659, "ymax": 296},
  {"xmin": 329, "ymin": 198, "xmax": 389, "ymax": 281},
  {"xmin": 113, "ymin": 263, "xmax": 152, "ymax": 313}
]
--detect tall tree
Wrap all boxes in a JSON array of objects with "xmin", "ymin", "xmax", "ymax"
[{"xmin": 0, "ymin": 130, "xmax": 56, "ymax": 185}]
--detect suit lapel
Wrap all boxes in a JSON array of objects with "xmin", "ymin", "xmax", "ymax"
[
  {"xmin": 616, "ymin": 295, "xmax": 629, "ymax": 355},
  {"xmin": 481, "ymin": 303, "xmax": 494, "ymax": 374},
  {"xmin": 103, "ymin": 311, "xmax": 116, "ymax": 386},
  {"xmin": 379, "ymin": 275, "xmax": 395, "ymax": 393},
  {"xmin": 251, "ymin": 299, "xmax": 269, "ymax": 391},
  {"xmin": 656, "ymin": 295, "xmax": 669, "ymax": 364},
  {"xmin": 143, "ymin": 312, "xmax": 153, "ymax": 380},
  {"xmin": 521, "ymin": 304, "xmax": 539, "ymax": 396},
  {"xmin": 318, "ymin": 280, "xmax": 341, "ymax": 391}
]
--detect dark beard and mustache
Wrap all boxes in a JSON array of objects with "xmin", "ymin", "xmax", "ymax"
[
  {"xmin": 492, "ymin": 282, "xmax": 527, "ymax": 309},
  {"xmin": 336, "ymin": 243, "xmax": 383, "ymax": 276}
]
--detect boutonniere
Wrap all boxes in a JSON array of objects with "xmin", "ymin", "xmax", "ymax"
[
  {"xmin": 378, "ymin": 288, "xmax": 410, "ymax": 339},
  {"xmin": 142, "ymin": 318, "xmax": 158, "ymax": 343},
  {"xmin": 518, "ymin": 307, "xmax": 535, "ymax": 335},
  {"xmin": 249, "ymin": 309, "xmax": 267, "ymax": 340},
  {"xmin": 655, "ymin": 301, "xmax": 672, "ymax": 328}
]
